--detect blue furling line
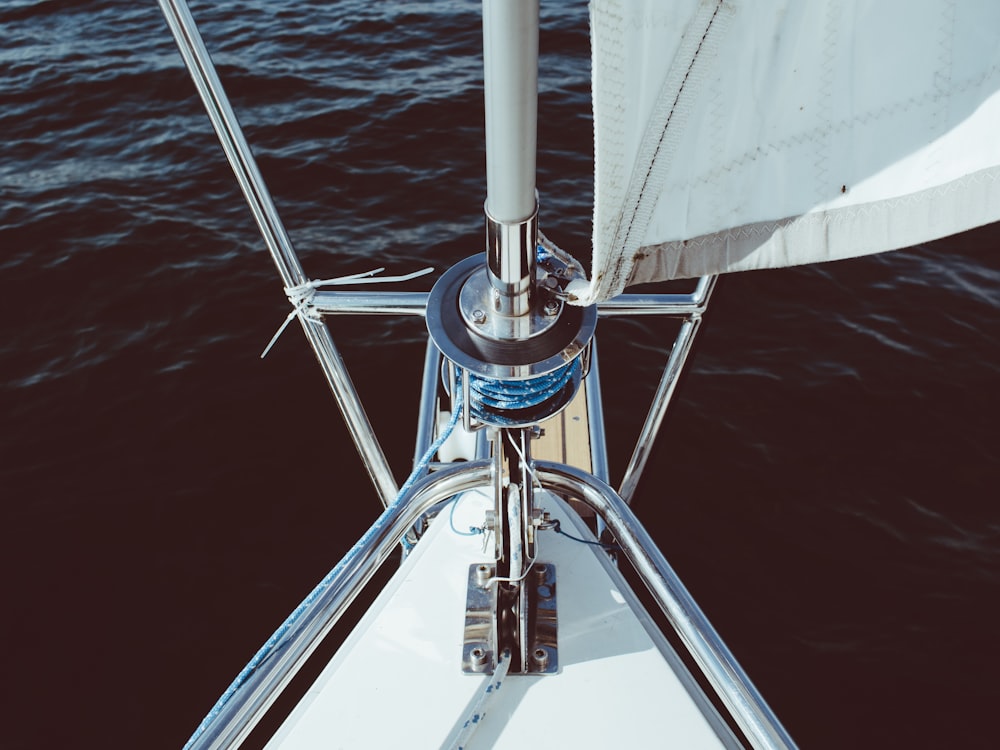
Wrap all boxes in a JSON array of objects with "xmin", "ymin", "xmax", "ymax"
[
  {"xmin": 183, "ymin": 395, "xmax": 464, "ymax": 749},
  {"xmin": 183, "ymin": 505, "xmax": 392, "ymax": 749},
  {"xmin": 552, "ymin": 519, "xmax": 621, "ymax": 551},
  {"xmin": 396, "ymin": 391, "xmax": 462, "ymax": 501},
  {"xmin": 449, "ymin": 495, "xmax": 483, "ymax": 537},
  {"xmin": 460, "ymin": 358, "xmax": 580, "ymax": 425}
]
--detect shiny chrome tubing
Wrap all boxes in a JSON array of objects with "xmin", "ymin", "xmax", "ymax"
[
  {"xmin": 482, "ymin": 0, "xmax": 538, "ymax": 319},
  {"xmin": 617, "ymin": 316, "xmax": 700, "ymax": 505},
  {"xmin": 534, "ymin": 462, "xmax": 797, "ymax": 750},
  {"xmin": 482, "ymin": 0, "xmax": 538, "ymax": 223},
  {"xmin": 597, "ymin": 275, "xmax": 717, "ymax": 317},
  {"xmin": 157, "ymin": 0, "xmax": 304, "ymax": 290},
  {"xmin": 585, "ymin": 338, "xmax": 611, "ymax": 484},
  {"xmin": 597, "ymin": 294, "xmax": 702, "ymax": 317},
  {"xmin": 158, "ymin": 0, "xmax": 398, "ymax": 507},
  {"xmin": 190, "ymin": 461, "xmax": 493, "ymax": 750},
  {"xmin": 617, "ymin": 275, "xmax": 717, "ymax": 505},
  {"xmin": 310, "ymin": 291, "xmax": 428, "ymax": 316},
  {"xmin": 486, "ymin": 207, "xmax": 537, "ymax": 318},
  {"xmin": 413, "ymin": 341, "xmax": 442, "ymax": 469},
  {"xmin": 299, "ymin": 317, "xmax": 399, "ymax": 508}
]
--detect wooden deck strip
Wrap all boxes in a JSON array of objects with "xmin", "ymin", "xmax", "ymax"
[
  {"xmin": 532, "ymin": 379, "xmax": 592, "ymax": 472},
  {"xmin": 532, "ymin": 379, "xmax": 594, "ymax": 517}
]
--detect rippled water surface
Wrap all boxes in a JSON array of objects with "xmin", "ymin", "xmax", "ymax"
[{"xmin": 3, "ymin": 2, "xmax": 1000, "ymax": 747}]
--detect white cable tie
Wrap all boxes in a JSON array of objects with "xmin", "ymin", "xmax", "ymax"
[{"xmin": 260, "ymin": 266, "xmax": 434, "ymax": 358}]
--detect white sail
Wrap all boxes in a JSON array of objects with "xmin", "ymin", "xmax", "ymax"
[{"xmin": 575, "ymin": 0, "xmax": 1000, "ymax": 304}]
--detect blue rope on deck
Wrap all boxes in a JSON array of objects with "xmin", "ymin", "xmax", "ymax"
[
  {"xmin": 182, "ymin": 396, "xmax": 463, "ymax": 749},
  {"xmin": 184, "ymin": 355, "xmax": 584, "ymax": 747},
  {"xmin": 397, "ymin": 393, "xmax": 462, "ymax": 502}
]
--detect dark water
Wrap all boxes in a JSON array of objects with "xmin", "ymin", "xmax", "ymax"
[{"xmin": 3, "ymin": 2, "xmax": 999, "ymax": 747}]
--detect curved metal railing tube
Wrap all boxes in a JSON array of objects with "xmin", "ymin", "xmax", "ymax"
[
  {"xmin": 189, "ymin": 460, "xmax": 493, "ymax": 750},
  {"xmin": 533, "ymin": 461, "xmax": 797, "ymax": 750},
  {"xmin": 157, "ymin": 0, "xmax": 398, "ymax": 508}
]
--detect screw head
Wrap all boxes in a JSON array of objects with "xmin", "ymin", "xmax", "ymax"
[
  {"xmin": 468, "ymin": 644, "xmax": 490, "ymax": 672},
  {"xmin": 471, "ymin": 309, "xmax": 487, "ymax": 324},
  {"xmin": 475, "ymin": 563, "xmax": 492, "ymax": 587},
  {"xmin": 543, "ymin": 300, "xmax": 560, "ymax": 316}
]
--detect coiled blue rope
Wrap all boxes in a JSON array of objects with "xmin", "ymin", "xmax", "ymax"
[
  {"xmin": 460, "ymin": 358, "xmax": 581, "ymax": 426},
  {"xmin": 184, "ymin": 356, "xmax": 583, "ymax": 747}
]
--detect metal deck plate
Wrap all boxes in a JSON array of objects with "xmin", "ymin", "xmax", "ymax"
[{"xmin": 462, "ymin": 562, "xmax": 558, "ymax": 674}]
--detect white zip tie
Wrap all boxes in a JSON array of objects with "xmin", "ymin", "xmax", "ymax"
[{"xmin": 260, "ymin": 266, "xmax": 433, "ymax": 358}]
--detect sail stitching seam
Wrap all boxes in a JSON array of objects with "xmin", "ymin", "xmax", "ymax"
[
  {"xmin": 590, "ymin": 0, "xmax": 732, "ymax": 303},
  {"xmin": 660, "ymin": 61, "xmax": 1000, "ymax": 198},
  {"xmin": 813, "ymin": 0, "xmax": 838, "ymax": 204},
  {"xmin": 615, "ymin": 1, "xmax": 724, "ymax": 250},
  {"xmin": 926, "ymin": 0, "xmax": 957, "ymax": 184}
]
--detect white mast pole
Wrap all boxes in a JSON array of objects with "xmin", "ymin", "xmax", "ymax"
[{"xmin": 482, "ymin": 0, "xmax": 539, "ymax": 318}]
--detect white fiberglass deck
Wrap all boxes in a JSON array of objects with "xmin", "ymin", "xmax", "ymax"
[{"xmin": 267, "ymin": 490, "xmax": 738, "ymax": 749}]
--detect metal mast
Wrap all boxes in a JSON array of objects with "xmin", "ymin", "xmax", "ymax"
[
  {"xmin": 483, "ymin": 0, "xmax": 539, "ymax": 319},
  {"xmin": 427, "ymin": 0, "xmax": 596, "ymax": 675}
]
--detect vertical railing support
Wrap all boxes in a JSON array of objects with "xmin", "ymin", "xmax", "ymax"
[{"xmin": 157, "ymin": 0, "xmax": 399, "ymax": 507}]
